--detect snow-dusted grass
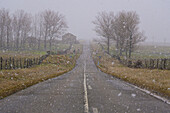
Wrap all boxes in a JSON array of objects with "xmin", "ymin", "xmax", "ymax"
[
  {"xmin": 0, "ymin": 54, "xmax": 80, "ymax": 99},
  {"xmin": 0, "ymin": 50, "xmax": 46, "ymax": 59},
  {"xmin": 92, "ymin": 43, "xmax": 170, "ymax": 98}
]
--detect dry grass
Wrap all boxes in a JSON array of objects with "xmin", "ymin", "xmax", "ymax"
[
  {"xmin": 92, "ymin": 44, "xmax": 170, "ymax": 98},
  {"xmin": 0, "ymin": 54, "xmax": 80, "ymax": 99},
  {"xmin": 0, "ymin": 50, "xmax": 46, "ymax": 59}
]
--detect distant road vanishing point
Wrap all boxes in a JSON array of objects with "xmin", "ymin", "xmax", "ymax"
[{"xmin": 0, "ymin": 42, "xmax": 170, "ymax": 113}]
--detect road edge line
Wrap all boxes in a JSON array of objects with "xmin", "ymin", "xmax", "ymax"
[{"xmin": 125, "ymin": 82, "xmax": 170, "ymax": 105}]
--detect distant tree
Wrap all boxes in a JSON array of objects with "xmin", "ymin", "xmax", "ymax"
[
  {"xmin": 0, "ymin": 8, "xmax": 68, "ymax": 51},
  {"xmin": 93, "ymin": 12, "xmax": 114, "ymax": 54},
  {"xmin": 12, "ymin": 10, "xmax": 31, "ymax": 49},
  {"xmin": 0, "ymin": 9, "xmax": 7, "ymax": 49},
  {"xmin": 0, "ymin": 9, "xmax": 13, "ymax": 50},
  {"xmin": 5, "ymin": 10, "xmax": 12, "ymax": 50},
  {"xmin": 93, "ymin": 11, "xmax": 146, "ymax": 58},
  {"xmin": 42, "ymin": 10, "xmax": 67, "ymax": 51},
  {"xmin": 114, "ymin": 11, "xmax": 146, "ymax": 58}
]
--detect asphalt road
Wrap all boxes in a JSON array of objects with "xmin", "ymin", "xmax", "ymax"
[{"xmin": 0, "ymin": 43, "xmax": 170, "ymax": 113}]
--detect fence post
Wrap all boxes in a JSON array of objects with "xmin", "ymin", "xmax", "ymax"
[
  {"xmin": 0, "ymin": 57, "xmax": 3, "ymax": 70},
  {"xmin": 30, "ymin": 59, "xmax": 32, "ymax": 67},
  {"xmin": 16, "ymin": 59, "xmax": 19, "ymax": 69},
  {"xmin": 26, "ymin": 59, "xmax": 29, "ymax": 68},
  {"xmin": 149, "ymin": 59, "xmax": 152, "ymax": 69},
  {"xmin": 160, "ymin": 59, "xmax": 163, "ymax": 69},
  {"xmin": 20, "ymin": 58, "xmax": 22, "ymax": 69},
  {"xmin": 9, "ymin": 57, "xmax": 12, "ymax": 69},
  {"xmin": 163, "ymin": 59, "xmax": 167, "ymax": 69},
  {"xmin": 13, "ymin": 57, "xmax": 15, "ymax": 69},
  {"xmin": 156, "ymin": 59, "xmax": 159, "ymax": 69},
  {"xmin": 144, "ymin": 59, "xmax": 147, "ymax": 68},
  {"xmin": 33, "ymin": 58, "xmax": 35, "ymax": 65},
  {"xmin": 5, "ymin": 59, "xmax": 8, "ymax": 69},
  {"xmin": 38, "ymin": 58, "xmax": 40, "ymax": 65}
]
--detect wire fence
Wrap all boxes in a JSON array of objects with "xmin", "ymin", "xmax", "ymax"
[
  {"xmin": 0, "ymin": 54, "xmax": 49, "ymax": 70},
  {"xmin": 119, "ymin": 58, "xmax": 170, "ymax": 70}
]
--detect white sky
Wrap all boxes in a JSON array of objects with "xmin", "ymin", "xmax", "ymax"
[{"xmin": 0, "ymin": 0, "xmax": 170, "ymax": 42}]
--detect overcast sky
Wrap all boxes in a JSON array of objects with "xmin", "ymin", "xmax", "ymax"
[{"xmin": 0, "ymin": 0, "xmax": 170, "ymax": 43}]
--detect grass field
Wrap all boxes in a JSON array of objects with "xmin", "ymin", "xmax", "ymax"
[
  {"xmin": 0, "ymin": 43, "xmax": 82, "ymax": 99},
  {"xmin": 0, "ymin": 50, "xmax": 46, "ymax": 59},
  {"xmin": 91, "ymin": 43, "xmax": 170, "ymax": 98},
  {"xmin": 102, "ymin": 43, "xmax": 170, "ymax": 59},
  {"xmin": 0, "ymin": 53, "xmax": 81, "ymax": 99}
]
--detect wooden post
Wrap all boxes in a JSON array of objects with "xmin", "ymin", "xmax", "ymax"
[
  {"xmin": 153, "ymin": 59, "xmax": 155, "ymax": 68},
  {"xmin": 26, "ymin": 59, "xmax": 29, "ymax": 68},
  {"xmin": 0, "ymin": 57, "xmax": 2, "ymax": 70},
  {"xmin": 157, "ymin": 59, "xmax": 159, "ymax": 69},
  {"xmin": 16, "ymin": 59, "xmax": 19, "ymax": 69},
  {"xmin": 5, "ymin": 59, "xmax": 8, "ymax": 69},
  {"xmin": 160, "ymin": 59, "xmax": 163, "ymax": 69},
  {"xmin": 145, "ymin": 59, "xmax": 147, "ymax": 68},
  {"xmin": 33, "ymin": 58, "xmax": 35, "ymax": 65},
  {"xmin": 20, "ymin": 58, "xmax": 22, "ymax": 69},
  {"xmin": 163, "ymin": 59, "xmax": 167, "ymax": 69},
  {"xmin": 30, "ymin": 59, "xmax": 32, "ymax": 67},
  {"xmin": 9, "ymin": 57, "xmax": 12, "ymax": 69},
  {"xmin": 150, "ymin": 59, "xmax": 154, "ymax": 69},
  {"xmin": 39, "ymin": 58, "xmax": 41, "ymax": 65},
  {"xmin": 13, "ymin": 57, "xmax": 15, "ymax": 69},
  {"xmin": 24, "ymin": 59, "xmax": 26, "ymax": 68}
]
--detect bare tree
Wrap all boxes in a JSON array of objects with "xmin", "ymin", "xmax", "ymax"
[
  {"xmin": 0, "ymin": 9, "xmax": 13, "ymax": 50},
  {"xmin": 114, "ymin": 11, "xmax": 128, "ymax": 56},
  {"xmin": 125, "ymin": 11, "xmax": 146, "ymax": 58},
  {"xmin": 93, "ymin": 12, "xmax": 114, "ymax": 54},
  {"xmin": 0, "ymin": 9, "xmax": 6, "ymax": 49},
  {"xmin": 93, "ymin": 11, "xmax": 146, "ymax": 58},
  {"xmin": 42, "ymin": 10, "xmax": 67, "ymax": 51},
  {"xmin": 114, "ymin": 11, "xmax": 146, "ymax": 58},
  {"xmin": 0, "ymin": 8, "xmax": 68, "ymax": 51},
  {"xmin": 12, "ymin": 10, "xmax": 31, "ymax": 50},
  {"xmin": 5, "ymin": 10, "xmax": 12, "ymax": 50}
]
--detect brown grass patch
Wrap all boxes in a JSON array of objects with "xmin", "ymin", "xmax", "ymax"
[
  {"xmin": 0, "ymin": 54, "xmax": 80, "ymax": 99},
  {"xmin": 92, "ymin": 47, "xmax": 170, "ymax": 98}
]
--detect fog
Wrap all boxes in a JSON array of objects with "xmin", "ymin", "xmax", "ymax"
[{"xmin": 0, "ymin": 0, "xmax": 170, "ymax": 43}]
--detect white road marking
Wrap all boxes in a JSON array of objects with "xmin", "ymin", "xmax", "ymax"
[
  {"xmin": 98, "ymin": 68, "xmax": 170, "ymax": 105},
  {"xmin": 126, "ymin": 82, "xmax": 170, "ymax": 105},
  {"xmin": 88, "ymin": 85, "xmax": 92, "ymax": 90},
  {"xmin": 84, "ymin": 61, "xmax": 89, "ymax": 113},
  {"xmin": 92, "ymin": 107, "xmax": 98, "ymax": 113}
]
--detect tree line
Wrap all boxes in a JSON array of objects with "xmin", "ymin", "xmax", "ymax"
[
  {"xmin": 0, "ymin": 8, "xmax": 67, "ymax": 51},
  {"xmin": 93, "ymin": 11, "xmax": 146, "ymax": 58}
]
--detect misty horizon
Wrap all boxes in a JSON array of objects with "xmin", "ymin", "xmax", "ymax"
[{"xmin": 0, "ymin": 0, "xmax": 170, "ymax": 43}]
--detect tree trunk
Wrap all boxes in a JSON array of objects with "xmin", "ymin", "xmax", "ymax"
[
  {"xmin": 107, "ymin": 37, "xmax": 110, "ymax": 54},
  {"xmin": 129, "ymin": 33, "xmax": 132, "ymax": 58},
  {"xmin": 119, "ymin": 48, "xmax": 122, "ymax": 56},
  {"xmin": 38, "ymin": 37, "xmax": 40, "ymax": 50},
  {"xmin": 116, "ymin": 38, "xmax": 119, "ymax": 56},
  {"xmin": 0, "ymin": 27, "xmax": 4, "ymax": 49},
  {"xmin": 6, "ymin": 26, "xmax": 9, "ymax": 49},
  {"xmin": 49, "ymin": 37, "xmax": 52, "ymax": 51},
  {"xmin": 44, "ymin": 28, "xmax": 47, "ymax": 51}
]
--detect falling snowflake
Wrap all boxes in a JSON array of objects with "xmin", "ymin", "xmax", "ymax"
[{"xmin": 118, "ymin": 92, "xmax": 122, "ymax": 96}]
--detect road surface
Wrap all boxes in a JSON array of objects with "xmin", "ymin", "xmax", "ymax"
[{"xmin": 0, "ymin": 43, "xmax": 170, "ymax": 113}]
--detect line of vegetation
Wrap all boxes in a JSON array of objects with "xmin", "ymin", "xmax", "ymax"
[
  {"xmin": 0, "ymin": 8, "xmax": 67, "ymax": 51},
  {"xmin": 93, "ymin": 11, "xmax": 146, "ymax": 58},
  {"xmin": 0, "ymin": 54, "xmax": 49, "ymax": 70}
]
